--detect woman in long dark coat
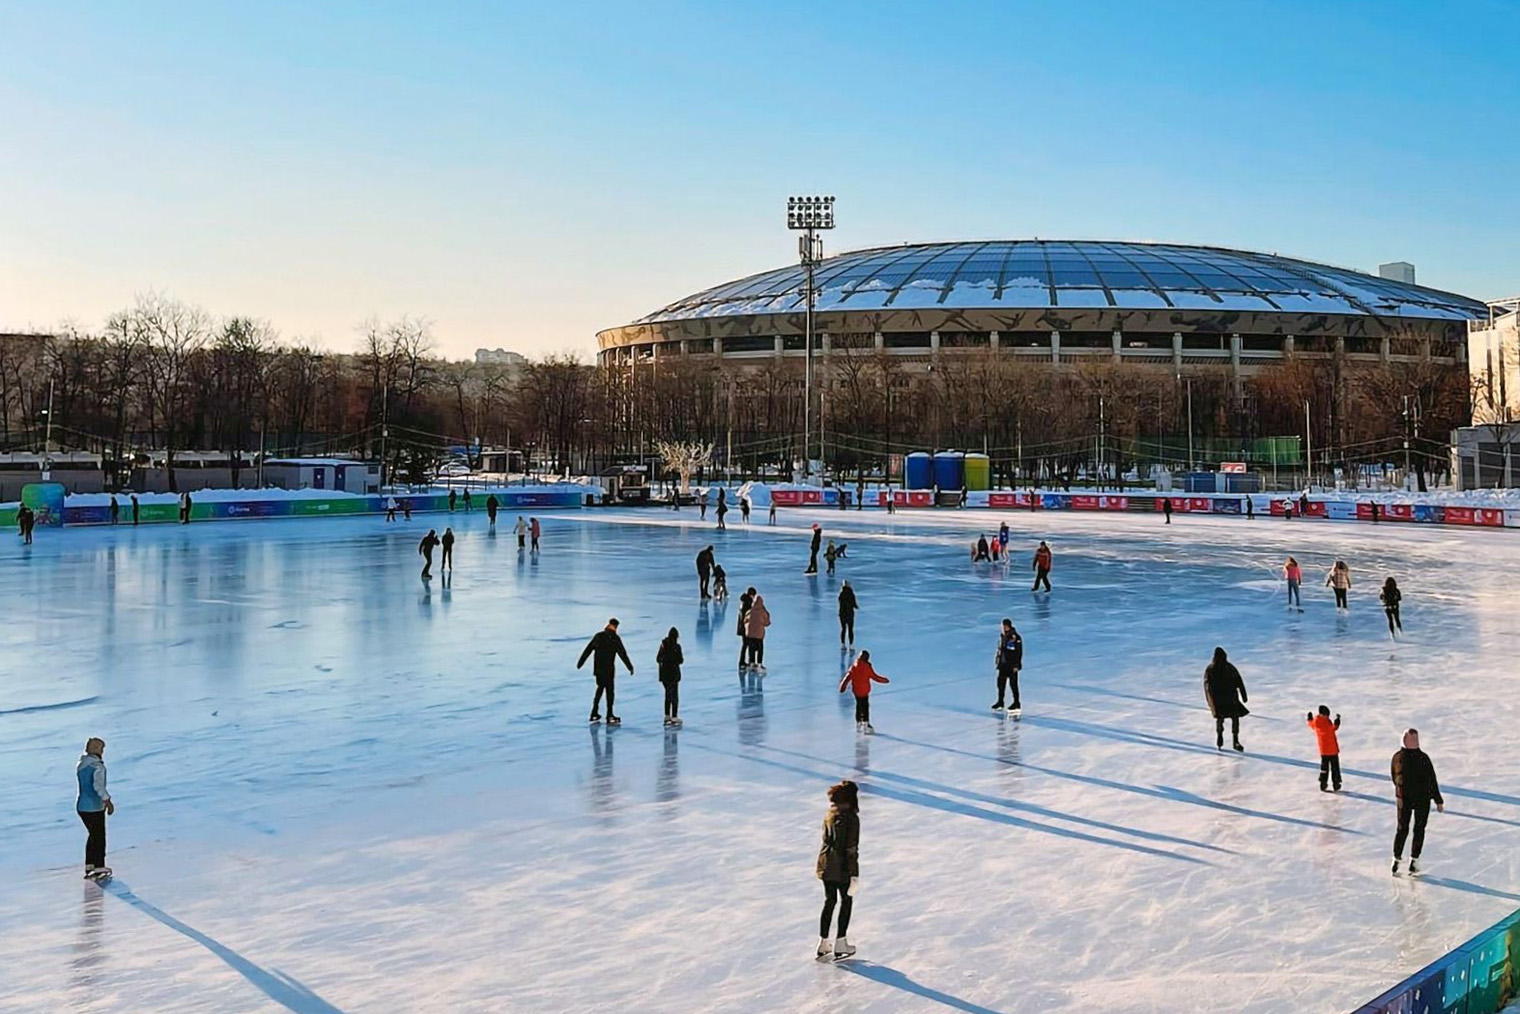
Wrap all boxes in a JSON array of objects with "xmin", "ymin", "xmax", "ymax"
[
  {"xmin": 815, "ymin": 780, "xmax": 860, "ymax": 962},
  {"xmin": 1203, "ymin": 646, "xmax": 1249, "ymax": 752}
]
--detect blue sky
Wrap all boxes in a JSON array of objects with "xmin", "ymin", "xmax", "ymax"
[{"xmin": 2, "ymin": 1, "xmax": 1516, "ymax": 358}]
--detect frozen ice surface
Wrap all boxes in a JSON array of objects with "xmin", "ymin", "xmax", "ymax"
[{"xmin": 2, "ymin": 509, "xmax": 1519, "ymax": 1013}]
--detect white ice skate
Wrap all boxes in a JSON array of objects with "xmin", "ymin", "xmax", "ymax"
[
  {"xmin": 815, "ymin": 938, "xmax": 833, "ymax": 962},
  {"xmin": 832, "ymin": 936, "xmax": 857, "ymax": 961}
]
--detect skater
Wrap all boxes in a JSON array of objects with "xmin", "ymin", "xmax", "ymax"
[
  {"xmin": 740, "ymin": 495, "xmax": 751, "ymax": 525},
  {"xmin": 712, "ymin": 562, "xmax": 728, "ymax": 600},
  {"xmin": 530, "ymin": 517, "xmax": 541, "ymax": 553},
  {"xmin": 179, "ymin": 491, "xmax": 192, "ymax": 524},
  {"xmin": 1283, "ymin": 556, "xmax": 1303, "ymax": 610},
  {"xmin": 1326, "ymin": 560, "xmax": 1352, "ymax": 610},
  {"xmin": 885, "ymin": 490, "xmax": 895, "ymax": 515},
  {"xmin": 1031, "ymin": 541, "xmax": 1052, "ymax": 592},
  {"xmin": 17, "ymin": 505, "xmax": 34, "ymax": 544},
  {"xmin": 699, "ymin": 489, "xmax": 708, "ymax": 521},
  {"xmin": 440, "ymin": 526, "xmax": 455, "ymax": 571},
  {"xmin": 76, "ymin": 737, "xmax": 114, "ymax": 879},
  {"xmin": 1380, "ymin": 577, "xmax": 1403, "ymax": 637},
  {"xmin": 837, "ymin": 581, "xmax": 858, "ymax": 647},
  {"xmin": 1306, "ymin": 705, "xmax": 1343, "ymax": 792},
  {"xmin": 1391, "ymin": 729, "xmax": 1444, "ymax": 876},
  {"xmin": 806, "ymin": 523, "xmax": 822, "ymax": 574},
  {"xmin": 998, "ymin": 521, "xmax": 1010, "ymax": 552},
  {"xmin": 418, "ymin": 528, "xmax": 440, "ymax": 579},
  {"xmin": 737, "ymin": 586, "xmax": 756, "ymax": 669},
  {"xmin": 1369, "ymin": 501, "xmax": 1380, "ymax": 524},
  {"xmin": 1162, "ymin": 497, "xmax": 1172, "ymax": 524},
  {"xmin": 515, "ymin": 516, "xmax": 527, "ymax": 550},
  {"xmin": 577, "ymin": 617, "xmax": 634, "ymax": 725},
  {"xmin": 839, "ymin": 650, "xmax": 889, "ymax": 733},
  {"xmin": 657, "ymin": 626, "xmax": 684, "ymax": 726},
  {"xmin": 743, "ymin": 594, "xmax": 771, "ymax": 671},
  {"xmin": 815, "ymin": 779, "xmax": 860, "ymax": 962},
  {"xmin": 972, "ymin": 535, "xmax": 991, "ymax": 562},
  {"xmin": 824, "ymin": 539, "xmax": 842, "ymax": 575},
  {"xmin": 403, "ymin": 499, "xmax": 412, "ymax": 521},
  {"xmin": 1246, "ymin": 496, "xmax": 1255, "ymax": 520},
  {"xmin": 109, "ymin": 495, "xmax": 120, "ymax": 525},
  {"xmin": 448, "ymin": 489, "xmax": 458, "ymax": 513},
  {"xmin": 696, "ymin": 545, "xmax": 716, "ymax": 599},
  {"xmin": 992, "ymin": 618, "xmax": 1023, "ymax": 714},
  {"xmin": 463, "ymin": 488, "xmax": 472, "ymax": 512},
  {"xmin": 130, "ymin": 493, "xmax": 140, "ymax": 526},
  {"xmin": 1299, "ymin": 491, "xmax": 1311, "ymax": 518},
  {"xmin": 486, "ymin": 493, "xmax": 498, "ymax": 527},
  {"xmin": 769, "ymin": 501, "xmax": 778, "ymax": 525},
  {"xmin": 1203, "ymin": 646, "xmax": 1248, "ymax": 751},
  {"xmin": 989, "ymin": 538, "xmax": 1001, "ymax": 562},
  {"xmin": 716, "ymin": 491, "xmax": 728, "ymax": 530},
  {"xmin": 385, "ymin": 495, "xmax": 399, "ymax": 522}
]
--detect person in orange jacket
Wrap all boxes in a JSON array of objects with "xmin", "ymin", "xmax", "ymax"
[
  {"xmin": 1031, "ymin": 541, "xmax": 1053, "ymax": 592},
  {"xmin": 1306, "ymin": 705, "xmax": 1342, "ymax": 792},
  {"xmin": 839, "ymin": 650, "xmax": 890, "ymax": 734}
]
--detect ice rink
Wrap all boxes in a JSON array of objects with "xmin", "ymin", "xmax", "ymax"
[{"xmin": 2, "ymin": 505, "xmax": 1518, "ymax": 1014}]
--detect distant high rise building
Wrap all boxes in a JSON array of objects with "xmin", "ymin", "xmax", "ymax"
[
  {"xmin": 475, "ymin": 348, "xmax": 528, "ymax": 368},
  {"xmin": 1379, "ymin": 261, "xmax": 1416, "ymax": 285}
]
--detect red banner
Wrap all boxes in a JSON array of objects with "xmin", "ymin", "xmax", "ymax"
[
  {"xmin": 987, "ymin": 492, "xmax": 1031, "ymax": 508},
  {"xmin": 1443, "ymin": 506, "xmax": 1503, "ymax": 527}
]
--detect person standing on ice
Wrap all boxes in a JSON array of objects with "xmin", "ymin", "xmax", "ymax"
[
  {"xmin": 1204, "ymin": 646, "xmax": 1248, "ymax": 751},
  {"xmin": 839, "ymin": 650, "xmax": 889, "ymax": 733},
  {"xmin": 837, "ymin": 581, "xmax": 858, "ymax": 648},
  {"xmin": 1283, "ymin": 556, "xmax": 1303, "ymax": 611},
  {"xmin": 485, "ymin": 493, "xmax": 498, "ymax": 527},
  {"xmin": 744, "ymin": 594, "xmax": 772, "ymax": 672},
  {"xmin": 824, "ymin": 539, "xmax": 843, "ymax": 575},
  {"xmin": 806, "ymin": 523, "xmax": 822, "ymax": 574},
  {"xmin": 998, "ymin": 521, "xmax": 1010, "ymax": 552},
  {"xmin": 972, "ymin": 535, "xmax": 991, "ymax": 562},
  {"xmin": 130, "ymin": 493, "xmax": 139, "ymax": 526},
  {"xmin": 448, "ymin": 489, "xmax": 457, "ymax": 513},
  {"xmin": 712, "ymin": 562, "xmax": 728, "ymax": 601},
  {"xmin": 1031, "ymin": 541, "xmax": 1053, "ymax": 592},
  {"xmin": 657, "ymin": 627, "xmax": 684, "ymax": 727},
  {"xmin": 992, "ymin": 618, "xmax": 1023, "ymax": 715},
  {"xmin": 109, "ymin": 495, "xmax": 120, "ymax": 525},
  {"xmin": 715, "ymin": 491, "xmax": 728, "ymax": 530},
  {"xmin": 815, "ymin": 779, "xmax": 860, "ymax": 962},
  {"xmin": 1391, "ymin": 729, "xmax": 1444, "ymax": 876},
  {"xmin": 179, "ymin": 491, "xmax": 192, "ymax": 524},
  {"xmin": 385, "ymin": 496, "xmax": 398, "ymax": 522},
  {"xmin": 76, "ymin": 737, "xmax": 114, "ymax": 880},
  {"xmin": 529, "ymin": 517, "xmax": 541, "ymax": 553},
  {"xmin": 514, "ymin": 516, "xmax": 527, "ymax": 550},
  {"xmin": 1306, "ymin": 706, "xmax": 1342, "ymax": 792},
  {"xmin": 740, "ymin": 495, "xmax": 751, "ymax": 525},
  {"xmin": 440, "ymin": 527, "xmax": 455, "ymax": 572},
  {"xmin": 737, "ymin": 586, "xmax": 756, "ymax": 670},
  {"xmin": 463, "ymin": 488, "xmax": 472, "ymax": 512},
  {"xmin": 1162, "ymin": 497, "xmax": 1172, "ymax": 524},
  {"xmin": 1380, "ymin": 577, "xmax": 1403, "ymax": 638},
  {"xmin": 418, "ymin": 528, "xmax": 440, "ymax": 579},
  {"xmin": 1326, "ymin": 560, "xmax": 1352, "ymax": 610},
  {"xmin": 577, "ymin": 617, "xmax": 633, "ymax": 725},
  {"xmin": 699, "ymin": 489, "xmax": 708, "ymax": 521},
  {"xmin": 402, "ymin": 499, "xmax": 412, "ymax": 521},
  {"xmin": 769, "ymin": 500, "xmax": 778, "ymax": 525},
  {"xmin": 696, "ymin": 545, "xmax": 716, "ymax": 599}
]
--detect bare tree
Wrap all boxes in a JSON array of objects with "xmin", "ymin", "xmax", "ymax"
[{"xmin": 136, "ymin": 293, "xmax": 212, "ymax": 491}]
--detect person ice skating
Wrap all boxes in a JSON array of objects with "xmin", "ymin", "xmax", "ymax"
[
  {"xmin": 1031, "ymin": 541, "xmax": 1052, "ymax": 592},
  {"xmin": 806, "ymin": 523, "xmax": 822, "ymax": 574},
  {"xmin": 440, "ymin": 526, "xmax": 455, "ymax": 571},
  {"xmin": 699, "ymin": 489, "xmax": 708, "ymax": 521},
  {"xmin": 1380, "ymin": 577, "xmax": 1403, "ymax": 638},
  {"xmin": 530, "ymin": 517, "xmax": 541, "ymax": 553},
  {"xmin": 385, "ymin": 495, "xmax": 398, "ymax": 522},
  {"xmin": 992, "ymin": 618, "xmax": 1023, "ymax": 714},
  {"xmin": 1162, "ymin": 497, "xmax": 1172, "ymax": 524},
  {"xmin": 448, "ymin": 489, "xmax": 458, "ymax": 513},
  {"xmin": 485, "ymin": 494, "xmax": 498, "ymax": 527},
  {"xmin": 1246, "ymin": 496, "xmax": 1255, "ymax": 520},
  {"xmin": 1283, "ymin": 556, "xmax": 1303, "ymax": 610},
  {"xmin": 740, "ymin": 495, "xmax": 751, "ymax": 525},
  {"xmin": 769, "ymin": 501, "xmax": 778, "ymax": 525},
  {"xmin": 578, "ymin": 617, "xmax": 634, "ymax": 725},
  {"xmin": 824, "ymin": 539, "xmax": 842, "ymax": 575},
  {"xmin": 815, "ymin": 779, "xmax": 861, "ymax": 962},
  {"xmin": 515, "ymin": 516, "xmax": 527, "ymax": 550},
  {"xmin": 885, "ymin": 490, "xmax": 895, "ymax": 515},
  {"xmin": 716, "ymin": 492, "xmax": 728, "ymax": 530},
  {"xmin": 744, "ymin": 594, "xmax": 772, "ymax": 671},
  {"xmin": 997, "ymin": 522, "xmax": 1010, "ymax": 552},
  {"xmin": 737, "ymin": 586, "xmax": 756, "ymax": 669},
  {"xmin": 1369, "ymin": 501, "xmax": 1380, "ymax": 524},
  {"xmin": 463, "ymin": 488, "xmax": 472, "ymax": 512},
  {"xmin": 109, "ymin": 495, "xmax": 120, "ymax": 525},
  {"xmin": 1306, "ymin": 705, "xmax": 1343, "ymax": 792},
  {"xmin": 657, "ymin": 627, "xmax": 684, "ymax": 726},
  {"xmin": 419, "ymin": 528, "xmax": 440, "ymax": 579},
  {"xmin": 130, "ymin": 493, "xmax": 139, "ymax": 526},
  {"xmin": 989, "ymin": 538, "xmax": 1001, "ymax": 562},
  {"xmin": 837, "ymin": 581, "xmax": 858, "ymax": 647},
  {"xmin": 696, "ymin": 545, "xmax": 716, "ymax": 599},
  {"xmin": 1391, "ymin": 729, "xmax": 1444, "ymax": 876},
  {"xmin": 1204, "ymin": 646, "xmax": 1249, "ymax": 751},
  {"xmin": 402, "ymin": 499, "xmax": 412, "ymax": 521},
  {"xmin": 17, "ymin": 505, "xmax": 34, "ymax": 544},
  {"xmin": 839, "ymin": 650, "xmax": 889, "ymax": 733},
  {"xmin": 1326, "ymin": 560, "xmax": 1352, "ymax": 610},
  {"xmin": 76, "ymin": 737, "xmax": 114, "ymax": 880},
  {"xmin": 179, "ymin": 491, "xmax": 192, "ymax": 524},
  {"xmin": 972, "ymin": 535, "xmax": 991, "ymax": 562},
  {"xmin": 712, "ymin": 562, "xmax": 728, "ymax": 601},
  {"xmin": 1299, "ymin": 491, "xmax": 1310, "ymax": 518}
]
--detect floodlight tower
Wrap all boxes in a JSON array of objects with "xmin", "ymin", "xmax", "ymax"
[{"xmin": 787, "ymin": 195, "xmax": 834, "ymax": 481}]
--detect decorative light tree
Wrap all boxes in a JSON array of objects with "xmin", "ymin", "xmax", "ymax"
[{"xmin": 654, "ymin": 440, "xmax": 714, "ymax": 495}]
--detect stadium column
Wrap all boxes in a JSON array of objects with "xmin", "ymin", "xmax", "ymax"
[
  {"xmin": 1230, "ymin": 333, "xmax": 1243, "ymax": 398},
  {"xmin": 1111, "ymin": 329, "xmax": 1122, "ymax": 363},
  {"xmin": 1050, "ymin": 331, "xmax": 1061, "ymax": 364},
  {"xmin": 873, "ymin": 331, "xmax": 884, "ymax": 350},
  {"xmin": 1172, "ymin": 332, "xmax": 1183, "ymax": 370},
  {"xmin": 989, "ymin": 330, "xmax": 1000, "ymax": 350}
]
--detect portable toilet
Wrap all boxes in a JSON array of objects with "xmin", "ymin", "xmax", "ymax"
[
  {"xmin": 933, "ymin": 451, "xmax": 965, "ymax": 491},
  {"xmin": 905, "ymin": 452, "xmax": 934, "ymax": 490},
  {"xmin": 963, "ymin": 452, "xmax": 990, "ymax": 491}
]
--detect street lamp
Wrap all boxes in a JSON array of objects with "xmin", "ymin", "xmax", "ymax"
[{"xmin": 787, "ymin": 195, "xmax": 835, "ymax": 482}]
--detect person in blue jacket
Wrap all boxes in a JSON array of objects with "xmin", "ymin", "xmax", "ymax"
[{"xmin": 76, "ymin": 737, "xmax": 115, "ymax": 879}]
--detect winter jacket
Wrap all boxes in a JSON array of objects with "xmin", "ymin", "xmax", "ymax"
[
  {"xmin": 816, "ymin": 805, "xmax": 860, "ymax": 882},
  {"xmin": 1307, "ymin": 713, "xmax": 1341, "ymax": 756},
  {"xmin": 1380, "ymin": 586, "xmax": 1402, "ymax": 609},
  {"xmin": 1284, "ymin": 562, "xmax": 1302, "ymax": 584},
  {"xmin": 1033, "ymin": 546, "xmax": 1052, "ymax": 572},
  {"xmin": 441, "ymin": 531, "xmax": 455, "ymax": 550},
  {"xmin": 656, "ymin": 639, "xmax": 684, "ymax": 683},
  {"xmin": 1326, "ymin": 567, "xmax": 1351, "ymax": 590},
  {"xmin": 837, "ymin": 586, "xmax": 858, "ymax": 618},
  {"xmin": 577, "ymin": 628, "xmax": 633, "ymax": 680},
  {"xmin": 996, "ymin": 630, "xmax": 1023, "ymax": 671},
  {"xmin": 530, "ymin": 519, "xmax": 541, "ymax": 536},
  {"xmin": 743, "ymin": 596, "xmax": 771, "ymax": 640},
  {"xmin": 839, "ymin": 657, "xmax": 890, "ymax": 697},
  {"xmin": 696, "ymin": 548, "xmax": 714, "ymax": 577},
  {"xmin": 737, "ymin": 592, "xmax": 753, "ymax": 636},
  {"xmin": 1391, "ymin": 748, "xmax": 1443, "ymax": 807},
  {"xmin": 1203, "ymin": 661, "xmax": 1249, "ymax": 719},
  {"xmin": 419, "ymin": 533, "xmax": 440, "ymax": 556},
  {"xmin": 810, "ymin": 529, "xmax": 822, "ymax": 553},
  {"xmin": 76, "ymin": 753, "xmax": 110, "ymax": 813}
]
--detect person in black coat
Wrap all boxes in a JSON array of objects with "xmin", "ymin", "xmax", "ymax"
[
  {"xmin": 1380, "ymin": 577, "xmax": 1403, "ymax": 638},
  {"xmin": 440, "ymin": 527, "xmax": 455, "ymax": 571},
  {"xmin": 1203, "ymin": 646, "xmax": 1249, "ymax": 751},
  {"xmin": 696, "ymin": 546, "xmax": 715, "ymax": 599},
  {"xmin": 837, "ymin": 581, "xmax": 858, "ymax": 647},
  {"xmin": 815, "ymin": 780, "xmax": 861, "ymax": 961},
  {"xmin": 418, "ymin": 529, "xmax": 440, "ymax": 579},
  {"xmin": 1391, "ymin": 729, "xmax": 1444, "ymax": 876},
  {"xmin": 657, "ymin": 627, "xmax": 684, "ymax": 726},
  {"xmin": 737, "ymin": 587, "xmax": 755, "ymax": 670},
  {"xmin": 806, "ymin": 524, "xmax": 822, "ymax": 574},
  {"xmin": 993, "ymin": 619, "xmax": 1024, "ymax": 713},
  {"xmin": 485, "ymin": 494, "xmax": 499, "ymax": 527},
  {"xmin": 577, "ymin": 618, "xmax": 634, "ymax": 725}
]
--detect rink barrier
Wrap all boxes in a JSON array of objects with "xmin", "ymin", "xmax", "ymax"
[
  {"xmin": 44, "ymin": 489, "xmax": 586, "ymax": 527},
  {"xmin": 1350, "ymin": 905, "xmax": 1520, "ymax": 1014}
]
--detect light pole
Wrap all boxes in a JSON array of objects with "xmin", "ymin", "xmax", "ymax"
[
  {"xmin": 787, "ymin": 195, "xmax": 834, "ymax": 482},
  {"xmin": 1176, "ymin": 371, "xmax": 1195, "ymax": 472}
]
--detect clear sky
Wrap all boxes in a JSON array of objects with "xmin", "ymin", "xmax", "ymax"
[{"xmin": 2, "ymin": 1, "xmax": 1517, "ymax": 360}]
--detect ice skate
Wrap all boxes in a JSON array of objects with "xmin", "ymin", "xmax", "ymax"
[
  {"xmin": 754, "ymin": 664, "xmax": 767, "ymax": 674},
  {"xmin": 1010, "ymin": 706, "xmax": 1022, "ymax": 720},
  {"xmin": 815, "ymin": 938, "xmax": 833, "ymax": 962},
  {"xmin": 1408, "ymin": 858, "xmax": 1422, "ymax": 876},
  {"xmin": 1391, "ymin": 858, "xmax": 1402, "ymax": 877},
  {"xmin": 589, "ymin": 713, "xmax": 602, "ymax": 724},
  {"xmin": 833, "ymin": 936, "xmax": 856, "ymax": 961},
  {"xmin": 606, "ymin": 714, "xmax": 621, "ymax": 726},
  {"xmin": 85, "ymin": 866, "xmax": 112, "ymax": 881},
  {"xmin": 991, "ymin": 702, "xmax": 1005, "ymax": 712},
  {"xmin": 862, "ymin": 724, "xmax": 875, "ymax": 735},
  {"xmin": 1232, "ymin": 741, "xmax": 1245, "ymax": 752}
]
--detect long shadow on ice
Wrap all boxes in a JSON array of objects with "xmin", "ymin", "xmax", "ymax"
[
  {"xmin": 103, "ymin": 881, "xmax": 347, "ymax": 1013},
  {"xmin": 839, "ymin": 961, "xmax": 1009, "ymax": 1014},
  {"xmin": 1419, "ymin": 877, "xmax": 1520, "ymax": 903}
]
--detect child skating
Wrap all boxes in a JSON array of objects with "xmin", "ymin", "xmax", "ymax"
[
  {"xmin": 1306, "ymin": 705, "xmax": 1342, "ymax": 792},
  {"xmin": 839, "ymin": 650, "xmax": 889, "ymax": 734}
]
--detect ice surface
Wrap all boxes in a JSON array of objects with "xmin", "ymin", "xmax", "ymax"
[{"xmin": 2, "ymin": 509, "xmax": 1518, "ymax": 1013}]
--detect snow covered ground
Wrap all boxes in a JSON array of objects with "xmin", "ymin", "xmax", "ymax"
[{"xmin": 1, "ymin": 508, "xmax": 1517, "ymax": 1014}]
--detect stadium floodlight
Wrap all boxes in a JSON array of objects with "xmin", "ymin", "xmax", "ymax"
[{"xmin": 786, "ymin": 196, "xmax": 837, "ymax": 481}]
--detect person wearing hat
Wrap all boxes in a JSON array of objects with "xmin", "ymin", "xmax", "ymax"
[
  {"xmin": 1391, "ymin": 728, "xmax": 1444, "ymax": 876},
  {"xmin": 577, "ymin": 618, "xmax": 634, "ymax": 725},
  {"xmin": 806, "ymin": 523, "xmax": 822, "ymax": 574}
]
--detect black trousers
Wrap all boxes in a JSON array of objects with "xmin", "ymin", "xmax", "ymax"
[
  {"xmin": 854, "ymin": 695, "xmax": 870, "ymax": 723},
  {"xmin": 1385, "ymin": 605, "xmax": 1402, "ymax": 633},
  {"xmin": 1032, "ymin": 569, "xmax": 1051, "ymax": 591},
  {"xmin": 807, "ymin": 549, "xmax": 818, "ymax": 572},
  {"xmin": 997, "ymin": 666, "xmax": 1021, "ymax": 708},
  {"xmin": 662, "ymin": 681, "xmax": 679, "ymax": 718},
  {"xmin": 1319, "ymin": 754, "xmax": 1342, "ymax": 789},
  {"xmin": 441, "ymin": 546, "xmax": 453, "ymax": 569},
  {"xmin": 820, "ymin": 879, "xmax": 853, "ymax": 937},
  {"xmin": 592, "ymin": 677, "xmax": 616, "ymax": 716},
  {"xmin": 1395, "ymin": 800, "xmax": 1432, "ymax": 859},
  {"xmin": 699, "ymin": 573, "xmax": 710, "ymax": 598},
  {"xmin": 749, "ymin": 638, "xmax": 764, "ymax": 665},
  {"xmin": 79, "ymin": 810, "xmax": 106, "ymax": 869},
  {"xmin": 738, "ymin": 636, "xmax": 750, "ymax": 666},
  {"xmin": 839, "ymin": 614, "xmax": 854, "ymax": 644},
  {"xmin": 1215, "ymin": 716, "xmax": 1240, "ymax": 746},
  {"xmin": 1333, "ymin": 588, "xmax": 1348, "ymax": 609}
]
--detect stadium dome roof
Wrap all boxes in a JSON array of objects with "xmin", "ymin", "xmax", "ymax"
[{"xmin": 633, "ymin": 240, "xmax": 1484, "ymax": 324}]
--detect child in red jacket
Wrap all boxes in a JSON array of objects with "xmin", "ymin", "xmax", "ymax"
[
  {"xmin": 840, "ymin": 651, "xmax": 890, "ymax": 734},
  {"xmin": 1307, "ymin": 705, "xmax": 1342, "ymax": 792}
]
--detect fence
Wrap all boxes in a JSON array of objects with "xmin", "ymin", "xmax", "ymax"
[{"xmin": 1351, "ymin": 906, "xmax": 1520, "ymax": 1013}]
